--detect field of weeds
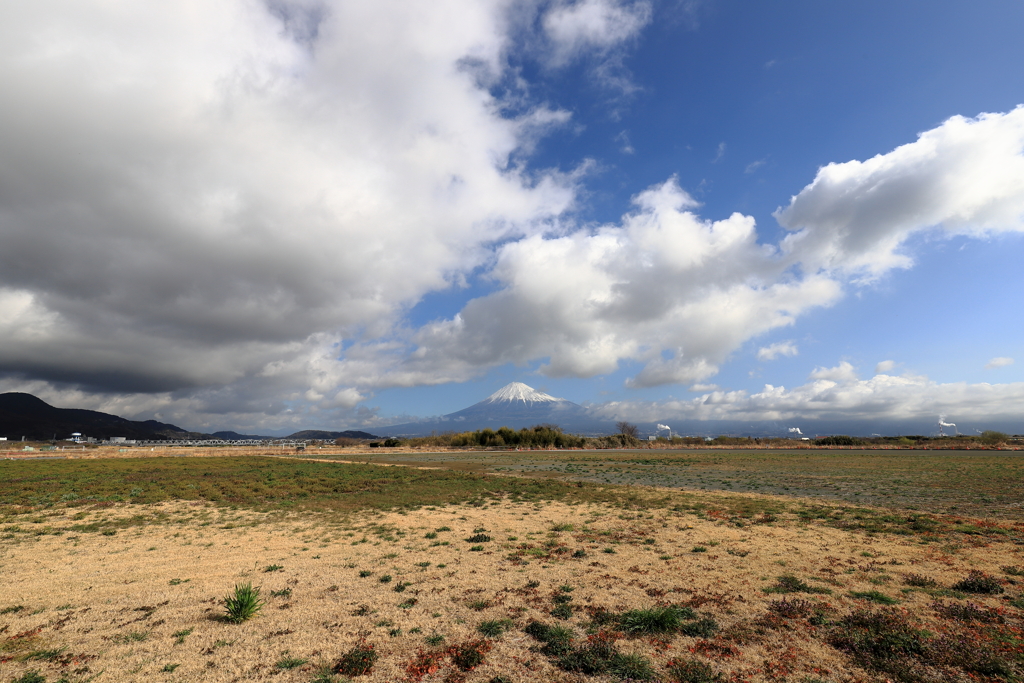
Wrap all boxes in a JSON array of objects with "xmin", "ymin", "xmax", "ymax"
[{"xmin": 2, "ymin": 455, "xmax": 1024, "ymax": 683}]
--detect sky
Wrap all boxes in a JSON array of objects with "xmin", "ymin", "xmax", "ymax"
[{"xmin": 1, "ymin": 0, "xmax": 1023, "ymax": 436}]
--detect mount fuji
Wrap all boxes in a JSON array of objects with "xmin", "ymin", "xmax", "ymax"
[{"xmin": 374, "ymin": 382, "xmax": 607, "ymax": 436}]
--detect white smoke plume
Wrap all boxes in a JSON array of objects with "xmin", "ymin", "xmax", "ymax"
[
  {"xmin": 788, "ymin": 427, "xmax": 803, "ymax": 434},
  {"xmin": 938, "ymin": 415, "xmax": 957, "ymax": 433},
  {"xmin": 657, "ymin": 423, "xmax": 670, "ymax": 430}
]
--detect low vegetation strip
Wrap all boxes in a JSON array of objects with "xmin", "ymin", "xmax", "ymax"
[
  {"xmin": 0, "ymin": 456, "xmax": 626, "ymax": 512},
  {"xmin": 3, "ymin": 457, "xmax": 1024, "ymax": 550}
]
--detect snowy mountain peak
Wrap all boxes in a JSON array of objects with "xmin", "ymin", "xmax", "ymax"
[{"xmin": 485, "ymin": 382, "xmax": 561, "ymax": 405}]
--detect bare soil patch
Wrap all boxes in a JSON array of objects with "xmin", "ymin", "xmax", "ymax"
[{"xmin": 3, "ymin": 487, "xmax": 1024, "ymax": 682}]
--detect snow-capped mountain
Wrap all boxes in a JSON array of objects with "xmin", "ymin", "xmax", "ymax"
[
  {"xmin": 374, "ymin": 382, "xmax": 606, "ymax": 436},
  {"xmin": 483, "ymin": 382, "xmax": 560, "ymax": 405}
]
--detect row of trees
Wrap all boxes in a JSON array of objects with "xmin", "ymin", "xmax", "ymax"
[{"xmin": 339, "ymin": 427, "xmax": 1015, "ymax": 450}]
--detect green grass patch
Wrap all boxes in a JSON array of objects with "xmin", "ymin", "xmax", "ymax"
[{"xmin": 224, "ymin": 582, "xmax": 264, "ymax": 623}]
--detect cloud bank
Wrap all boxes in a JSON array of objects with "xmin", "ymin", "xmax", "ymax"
[{"xmin": 593, "ymin": 364, "xmax": 1024, "ymax": 429}]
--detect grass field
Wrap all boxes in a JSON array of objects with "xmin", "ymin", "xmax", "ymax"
[
  {"xmin": 2, "ymin": 452, "xmax": 1024, "ymax": 683},
  {"xmin": 327, "ymin": 448, "xmax": 1024, "ymax": 520}
]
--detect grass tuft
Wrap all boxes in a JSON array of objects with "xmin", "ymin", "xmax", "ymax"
[
  {"xmin": 275, "ymin": 654, "xmax": 307, "ymax": 669},
  {"xmin": 849, "ymin": 590, "xmax": 899, "ymax": 605},
  {"xmin": 224, "ymin": 582, "xmax": 264, "ymax": 623},
  {"xmin": 764, "ymin": 575, "xmax": 832, "ymax": 594},
  {"xmin": 334, "ymin": 642, "xmax": 378, "ymax": 677},
  {"xmin": 11, "ymin": 672, "xmax": 47, "ymax": 683},
  {"xmin": 666, "ymin": 659, "xmax": 724, "ymax": 683},
  {"xmin": 619, "ymin": 605, "xmax": 695, "ymax": 634},
  {"xmin": 477, "ymin": 619, "xmax": 513, "ymax": 638}
]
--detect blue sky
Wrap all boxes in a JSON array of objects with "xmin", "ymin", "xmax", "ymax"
[{"xmin": 1, "ymin": 0, "xmax": 1022, "ymax": 435}]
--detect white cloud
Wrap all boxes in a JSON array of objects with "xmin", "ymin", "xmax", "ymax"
[
  {"xmin": 713, "ymin": 141, "xmax": 726, "ymax": 162},
  {"xmin": 875, "ymin": 360, "xmax": 896, "ymax": 374},
  {"xmin": 592, "ymin": 370, "xmax": 1024, "ymax": 425},
  {"xmin": 745, "ymin": 158, "xmax": 767, "ymax": 174},
  {"xmin": 809, "ymin": 361, "xmax": 858, "ymax": 383},
  {"xmin": 542, "ymin": 0, "xmax": 652, "ymax": 67},
  {"xmin": 776, "ymin": 107, "xmax": 1024, "ymax": 281},
  {"xmin": 392, "ymin": 179, "xmax": 841, "ymax": 388},
  {"xmin": 688, "ymin": 383, "xmax": 719, "ymax": 392},
  {"xmin": 757, "ymin": 341, "xmax": 798, "ymax": 361},
  {"xmin": 986, "ymin": 357, "xmax": 1015, "ymax": 369}
]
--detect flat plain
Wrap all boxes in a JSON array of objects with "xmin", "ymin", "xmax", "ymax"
[{"xmin": 2, "ymin": 449, "xmax": 1023, "ymax": 683}]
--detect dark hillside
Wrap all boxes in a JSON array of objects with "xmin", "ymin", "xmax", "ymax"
[{"xmin": 0, "ymin": 392, "xmax": 199, "ymax": 441}]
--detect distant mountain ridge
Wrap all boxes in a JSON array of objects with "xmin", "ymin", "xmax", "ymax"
[
  {"xmin": 0, "ymin": 392, "xmax": 202, "ymax": 441},
  {"xmin": 0, "ymin": 393, "xmax": 380, "ymax": 442}
]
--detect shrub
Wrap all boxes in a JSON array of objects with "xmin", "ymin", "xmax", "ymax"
[
  {"xmin": 552, "ymin": 593, "xmax": 573, "ymax": 604},
  {"xmin": 979, "ymin": 430, "xmax": 1009, "ymax": 445},
  {"xmin": 902, "ymin": 573, "xmax": 937, "ymax": 588},
  {"xmin": 768, "ymin": 598, "xmax": 815, "ymax": 618},
  {"xmin": 931, "ymin": 600, "xmax": 1004, "ymax": 623},
  {"xmin": 826, "ymin": 608, "xmax": 924, "ymax": 664},
  {"xmin": 764, "ymin": 575, "xmax": 831, "ymax": 594},
  {"xmin": 572, "ymin": 549, "xmax": 587, "ymax": 558},
  {"xmin": 608, "ymin": 652, "xmax": 656, "ymax": 680},
  {"xmin": 263, "ymin": 564, "xmax": 283, "ymax": 572},
  {"xmin": 1002, "ymin": 565, "xmax": 1024, "ymax": 576},
  {"xmin": 928, "ymin": 633, "xmax": 1013, "ymax": 677},
  {"xmin": 679, "ymin": 617, "xmax": 719, "ymax": 638},
  {"xmin": 477, "ymin": 619, "xmax": 513, "ymax": 637},
  {"xmin": 334, "ymin": 642, "xmax": 378, "ymax": 676},
  {"xmin": 378, "ymin": 574, "xmax": 392, "ymax": 584},
  {"xmin": 556, "ymin": 637, "xmax": 617, "ymax": 676},
  {"xmin": 524, "ymin": 621, "xmax": 574, "ymax": 656},
  {"xmin": 619, "ymin": 605, "xmax": 694, "ymax": 634},
  {"xmin": 359, "ymin": 570, "xmax": 373, "ymax": 577},
  {"xmin": 224, "ymin": 582, "xmax": 264, "ymax": 623},
  {"xmin": 466, "ymin": 534, "xmax": 491, "ymax": 543},
  {"xmin": 666, "ymin": 659, "xmax": 724, "ymax": 683},
  {"xmin": 450, "ymin": 639, "xmax": 491, "ymax": 671},
  {"xmin": 551, "ymin": 603, "xmax": 573, "ymax": 620},
  {"xmin": 952, "ymin": 571, "xmax": 1004, "ymax": 594},
  {"xmin": 816, "ymin": 435, "xmax": 859, "ymax": 446}
]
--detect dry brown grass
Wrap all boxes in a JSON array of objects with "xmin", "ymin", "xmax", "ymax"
[{"xmin": 2, "ymin": 492, "xmax": 1022, "ymax": 682}]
